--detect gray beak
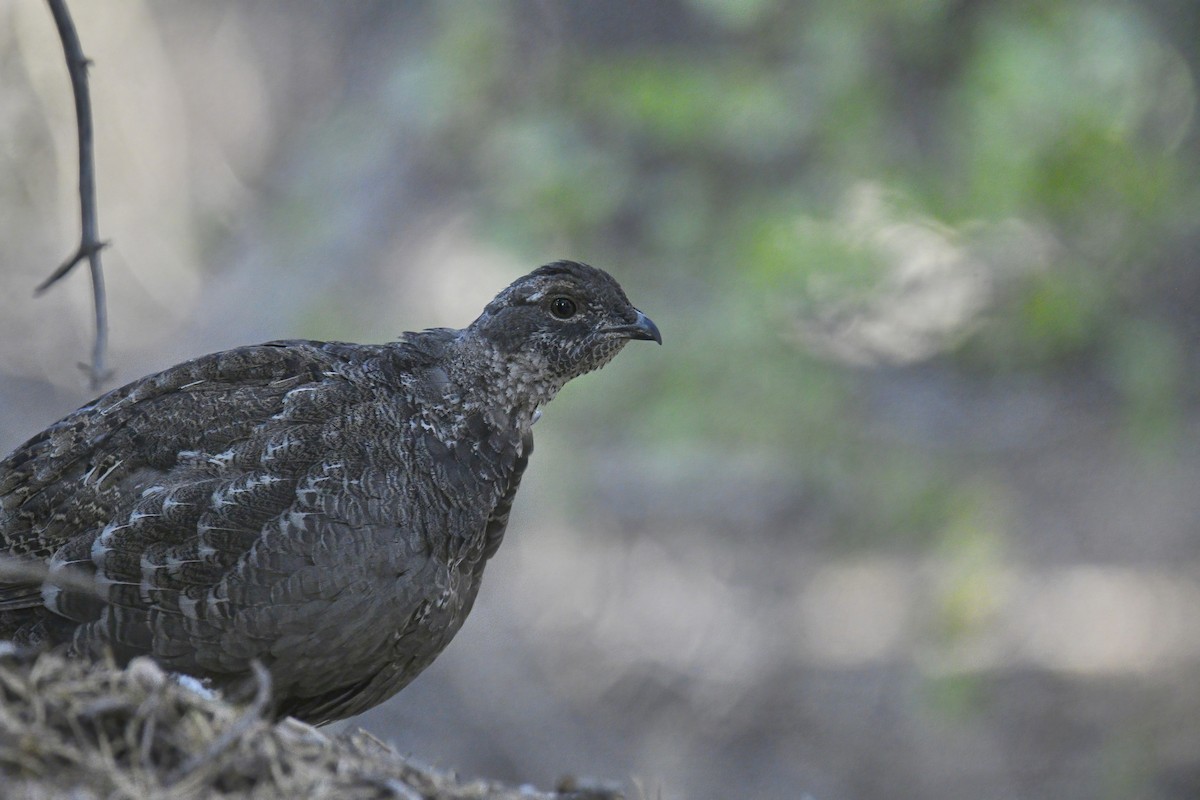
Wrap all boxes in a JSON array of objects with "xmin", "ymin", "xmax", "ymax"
[{"xmin": 603, "ymin": 310, "xmax": 662, "ymax": 345}]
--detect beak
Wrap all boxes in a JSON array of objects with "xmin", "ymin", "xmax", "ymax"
[{"xmin": 603, "ymin": 310, "xmax": 662, "ymax": 345}]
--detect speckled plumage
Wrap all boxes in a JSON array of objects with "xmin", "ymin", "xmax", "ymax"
[{"xmin": 0, "ymin": 261, "xmax": 659, "ymax": 724}]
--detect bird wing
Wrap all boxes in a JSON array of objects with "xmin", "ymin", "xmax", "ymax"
[
  {"xmin": 0, "ymin": 341, "xmax": 383, "ymax": 659},
  {"xmin": 1, "ymin": 342, "xmax": 336, "ymax": 562}
]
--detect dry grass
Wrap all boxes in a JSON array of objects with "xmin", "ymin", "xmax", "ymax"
[{"xmin": 0, "ymin": 646, "xmax": 621, "ymax": 800}]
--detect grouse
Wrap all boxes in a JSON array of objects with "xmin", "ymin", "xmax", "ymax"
[{"xmin": 0, "ymin": 260, "xmax": 660, "ymax": 724}]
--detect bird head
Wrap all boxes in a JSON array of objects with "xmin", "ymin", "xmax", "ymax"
[{"xmin": 469, "ymin": 261, "xmax": 661, "ymax": 396}]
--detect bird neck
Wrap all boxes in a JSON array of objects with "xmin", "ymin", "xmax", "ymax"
[{"xmin": 448, "ymin": 332, "xmax": 566, "ymax": 428}]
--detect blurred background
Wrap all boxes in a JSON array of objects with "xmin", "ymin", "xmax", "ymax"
[{"xmin": 2, "ymin": 1, "xmax": 1199, "ymax": 798}]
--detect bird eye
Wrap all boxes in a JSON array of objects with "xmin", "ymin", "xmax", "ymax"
[{"xmin": 549, "ymin": 297, "xmax": 577, "ymax": 319}]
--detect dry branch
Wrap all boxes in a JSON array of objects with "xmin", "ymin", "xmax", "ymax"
[{"xmin": 41, "ymin": 0, "xmax": 111, "ymax": 389}]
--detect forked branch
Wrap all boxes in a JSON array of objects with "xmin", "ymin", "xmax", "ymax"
[{"xmin": 41, "ymin": 0, "xmax": 110, "ymax": 388}]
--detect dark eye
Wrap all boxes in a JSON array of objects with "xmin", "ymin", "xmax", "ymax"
[{"xmin": 549, "ymin": 297, "xmax": 577, "ymax": 319}]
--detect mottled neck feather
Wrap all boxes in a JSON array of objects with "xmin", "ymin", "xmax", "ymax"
[{"xmin": 443, "ymin": 330, "xmax": 568, "ymax": 426}]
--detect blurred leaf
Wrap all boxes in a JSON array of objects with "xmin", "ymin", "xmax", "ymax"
[
  {"xmin": 922, "ymin": 672, "xmax": 985, "ymax": 722},
  {"xmin": 579, "ymin": 56, "xmax": 809, "ymax": 162},
  {"xmin": 1105, "ymin": 318, "xmax": 1184, "ymax": 450},
  {"xmin": 1016, "ymin": 268, "xmax": 1106, "ymax": 363}
]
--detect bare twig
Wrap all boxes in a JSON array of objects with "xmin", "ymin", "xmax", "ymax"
[
  {"xmin": 42, "ymin": 0, "xmax": 111, "ymax": 389},
  {"xmin": 0, "ymin": 554, "xmax": 106, "ymax": 602}
]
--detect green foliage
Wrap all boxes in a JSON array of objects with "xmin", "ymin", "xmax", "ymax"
[{"xmin": 949, "ymin": 4, "xmax": 1193, "ymax": 225}]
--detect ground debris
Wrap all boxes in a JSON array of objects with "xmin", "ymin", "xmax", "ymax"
[{"xmin": 0, "ymin": 647, "xmax": 622, "ymax": 800}]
